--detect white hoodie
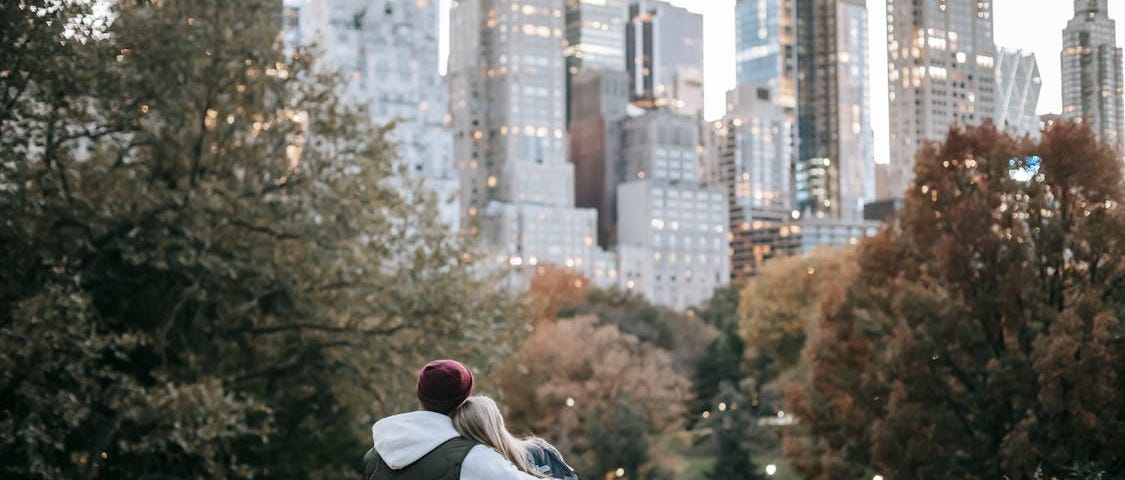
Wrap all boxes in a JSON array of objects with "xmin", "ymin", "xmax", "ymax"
[{"xmin": 371, "ymin": 411, "xmax": 542, "ymax": 480}]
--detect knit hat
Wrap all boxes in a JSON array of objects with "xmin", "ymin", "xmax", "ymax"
[{"xmin": 416, "ymin": 359, "xmax": 475, "ymax": 415}]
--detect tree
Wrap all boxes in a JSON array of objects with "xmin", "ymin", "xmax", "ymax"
[
  {"xmin": 785, "ymin": 122, "xmax": 1125, "ymax": 479},
  {"xmin": 1, "ymin": 1, "xmax": 521, "ymax": 477},
  {"xmin": 691, "ymin": 286, "xmax": 745, "ymax": 417},
  {"xmin": 526, "ymin": 265, "xmax": 590, "ymax": 322},
  {"xmin": 563, "ymin": 288, "xmax": 719, "ymax": 373},
  {"xmin": 703, "ymin": 384, "xmax": 767, "ymax": 480},
  {"xmin": 739, "ymin": 248, "xmax": 857, "ymax": 385},
  {"xmin": 493, "ymin": 316, "xmax": 691, "ymax": 480}
]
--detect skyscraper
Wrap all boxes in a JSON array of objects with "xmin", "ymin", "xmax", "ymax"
[
  {"xmin": 448, "ymin": 0, "xmax": 612, "ymax": 285},
  {"xmin": 794, "ymin": 0, "xmax": 874, "ymax": 220},
  {"xmin": 716, "ymin": 85, "xmax": 794, "ymax": 281},
  {"xmin": 734, "ymin": 0, "xmax": 797, "ymax": 114},
  {"xmin": 569, "ymin": 70, "xmax": 631, "ymax": 246},
  {"xmin": 1062, "ymin": 0, "xmax": 1124, "ymax": 152},
  {"xmin": 281, "ymin": 0, "xmax": 459, "ymax": 226},
  {"xmin": 883, "ymin": 0, "xmax": 997, "ymax": 200},
  {"xmin": 616, "ymin": 109, "xmax": 729, "ymax": 309},
  {"xmin": 995, "ymin": 48, "xmax": 1042, "ymax": 138},
  {"xmin": 626, "ymin": 0, "xmax": 704, "ymax": 116},
  {"xmin": 565, "ymin": 0, "xmax": 627, "ymax": 124}
]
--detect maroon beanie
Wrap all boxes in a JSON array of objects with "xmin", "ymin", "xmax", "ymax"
[{"xmin": 416, "ymin": 359, "xmax": 475, "ymax": 415}]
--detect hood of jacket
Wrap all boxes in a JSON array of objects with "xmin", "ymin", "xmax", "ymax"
[{"xmin": 371, "ymin": 411, "xmax": 460, "ymax": 469}]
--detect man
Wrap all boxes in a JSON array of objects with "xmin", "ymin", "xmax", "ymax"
[{"xmin": 364, "ymin": 359, "xmax": 544, "ymax": 480}]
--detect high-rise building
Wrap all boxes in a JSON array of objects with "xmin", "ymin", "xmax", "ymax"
[
  {"xmin": 564, "ymin": 0, "xmax": 627, "ymax": 245},
  {"xmin": 883, "ymin": 0, "xmax": 997, "ymax": 200},
  {"xmin": 565, "ymin": 0, "xmax": 627, "ymax": 124},
  {"xmin": 716, "ymin": 86, "xmax": 794, "ymax": 281},
  {"xmin": 626, "ymin": 0, "xmax": 704, "ymax": 116},
  {"xmin": 794, "ymin": 0, "xmax": 875, "ymax": 220},
  {"xmin": 281, "ymin": 0, "xmax": 459, "ymax": 227},
  {"xmin": 1062, "ymin": 0, "xmax": 1124, "ymax": 151},
  {"xmin": 570, "ymin": 70, "xmax": 631, "ymax": 246},
  {"xmin": 995, "ymin": 48, "xmax": 1042, "ymax": 138},
  {"xmin": 449, "ymin": 0, "xmax": 612, "ymax": 286},
  {"xmin": 735, "ymin": 0, "xmax": 797, "ymax": 113},
  {"xmin": 616, "ymin": 109, "xmax": 729, "ymax": 309}
]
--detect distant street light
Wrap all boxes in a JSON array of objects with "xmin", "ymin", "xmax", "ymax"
[
  {"xmin": 766, "ymin": 464, "xmax": 777, "ymax": 476},
  {"xmin": 873, "ymin": 475, "xmax": 884, "ymax": 480}
]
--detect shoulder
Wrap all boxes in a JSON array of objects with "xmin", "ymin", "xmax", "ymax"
[
  {"xmin": 526, "ymin": 438, "xmax": 564, "ymax": 461},
  {"xmin": 461, "ymin": 445, "xmax": 540, "ymax": 480},
  {"xmin": 526, "ymin": 439, "xmax": 578, "ymax": 480}
]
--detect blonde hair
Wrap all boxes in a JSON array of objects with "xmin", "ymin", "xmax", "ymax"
[{"xmin": 452, "ymin": 396, "xmax": 541, "ymax": 477}]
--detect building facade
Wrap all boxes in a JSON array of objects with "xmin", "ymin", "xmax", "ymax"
[
  {"xmin": 565, "ymin": 0, "xmax": 627, "ymax": 124},
  {"xmin": 715, "ymin": 85, "xmax": 794, "ymax": 282},
  {"xmin": 448, "ymin": 0, "xmax": 611, "ymax": 286},
  {"xmin": 995, "ymin": 48, "xmax": 1043, "ymax": 138},
  {"xmin": 626, "ymin": 0, "xmax": 704, "ymax": 116},
  {"xmin": 794, "ymin": 0, "xmax": 875, "ymax": 220},
  {"xmin": 1062, "ymin": 0, "xmax": 1124, "ymax": 152},
  {"xmin": 883, "ymin": 0, "xmax": 997, "ymax": 200},
  {"xmin": 616, "ymin": 109, "xmax": 729, "ymax": 309},
  {"xmin": 569, "ymin": 70, "xmax": 631, "ymax": 246},
  {"xmin": 735, "ymin": 0, "xmax": 797, "ymax": 114},
  {"xmin": 734, "ymin": 216, "xmax": 879, "ymax": 276},
  {"xmin": 281, "ymin": 0, "xmax": 459, "ymax": 227}
]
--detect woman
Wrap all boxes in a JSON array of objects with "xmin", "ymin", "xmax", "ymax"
[{"xmin": 452, "ymin": 396, "xmax": 579, "ymax": 480}]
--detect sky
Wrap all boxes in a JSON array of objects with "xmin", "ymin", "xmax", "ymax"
[{"xmin": 438, "ymin": 0, "xmax": 1125, "ymax": 165}]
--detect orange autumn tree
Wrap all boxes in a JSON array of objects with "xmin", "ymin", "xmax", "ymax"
[
  {"xmin": 785, "ymin": 121, "xmax": 1125, "ymax": 479},
  {"xmin": 526, "ymin": 265, "xmax": 591, "ymax": 322}
]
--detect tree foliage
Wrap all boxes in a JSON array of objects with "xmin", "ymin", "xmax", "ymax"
[
  {"xmin": 0, "ymin": 1, "xmax": 521, "ymax": 478},
  {"xmin": 785, "ymin": 122, "xmax": 1125, "ymax": 479},
  {"xmin": 493, "ymin": 316, "xmax": 691, "ymax": 480},
  {"xmin": 739, "ymin": 248, "xmax": 857, "ymax": 386},
  {"xmin": 526, "ymin": 265, "xmax": 590, "ymax": 322},
  {"xmin": 691, "ymin": 286, "xmax": 745, "ymax": 417},
  {"xmin": 563, "ymin": 288, "xmax": 719, "ymax": 373},
  {"xmin": 702, "ymin": 384, "xmax": 766, "ymax": 480}
]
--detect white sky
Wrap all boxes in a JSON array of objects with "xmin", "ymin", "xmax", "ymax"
[{"xmin": 438, "ymin": 0, "xmax": 1125, "ymax": 165}]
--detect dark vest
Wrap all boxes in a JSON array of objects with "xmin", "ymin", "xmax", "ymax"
[{"xmin": 364, "ymin": 437, "xmax": 477, "ymax": 480}]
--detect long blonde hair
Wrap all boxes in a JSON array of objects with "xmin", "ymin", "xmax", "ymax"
[{"xmin": 452, "ymin": 396, "xmax": 541, "ymax": 477}]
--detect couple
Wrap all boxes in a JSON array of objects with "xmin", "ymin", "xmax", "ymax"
[{"xmin": 364, "ymin": 359, "xmax": 578, "ymax": 480}]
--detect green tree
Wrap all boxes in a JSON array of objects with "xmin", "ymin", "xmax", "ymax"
[
  {"xmin": 703, "ymin": 384, "xmax": 767, "ymax": 480},
  {"xmin": 786, "ymin": 122, "xmax": 1125, "ymax": 479},
  {"xmin": 691, "ymin": 287, "xmax": 745, "ymax": 418},
  {"xmin": 563, "ymin": 288, "xmax": 718, "ymax": 373},
  {"xmin": 587, "ymin": 403, "xmax": 651, "ymax": 480},
  {"xmin": 1, "ymin": 1, "xmax": 521, "ymax": 478}
]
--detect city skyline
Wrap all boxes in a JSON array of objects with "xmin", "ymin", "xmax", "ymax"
[{"xmin": 439, "ymin": 0, "xmax": 1125, "ymax": 166}]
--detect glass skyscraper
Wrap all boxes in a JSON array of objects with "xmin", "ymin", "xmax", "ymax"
[
  {"xmin": 995, "ymin": 48, "xmax": 1042, "ymax": 139},
  {"xmin": 794, "ymin": 0, "xmax": 874, "ymax": 220},
  {"xmin": 1062, "ymin": 0, "xmax": 1124, "ymax": 152},
  {"xmin": 735, "ymin": 0, "xmax": 797, "ymax": 112},
  {"xmin": 883, "ymin": 0, "xmax": 997, "ymax": 200},
  {"xmin": 565, "ymin": 0, "xmax": 627, "ymax": 124},
  {"xmin": 735, "ymin": 0, "xmax": 872, "ymax": 219},
  {"xmin": 626, "ymin": 0, "xmax": 704, "ymax": 115},
  {"xmin": 448, "ymin": 0, "xmax": 614, "ymax": 286}
]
